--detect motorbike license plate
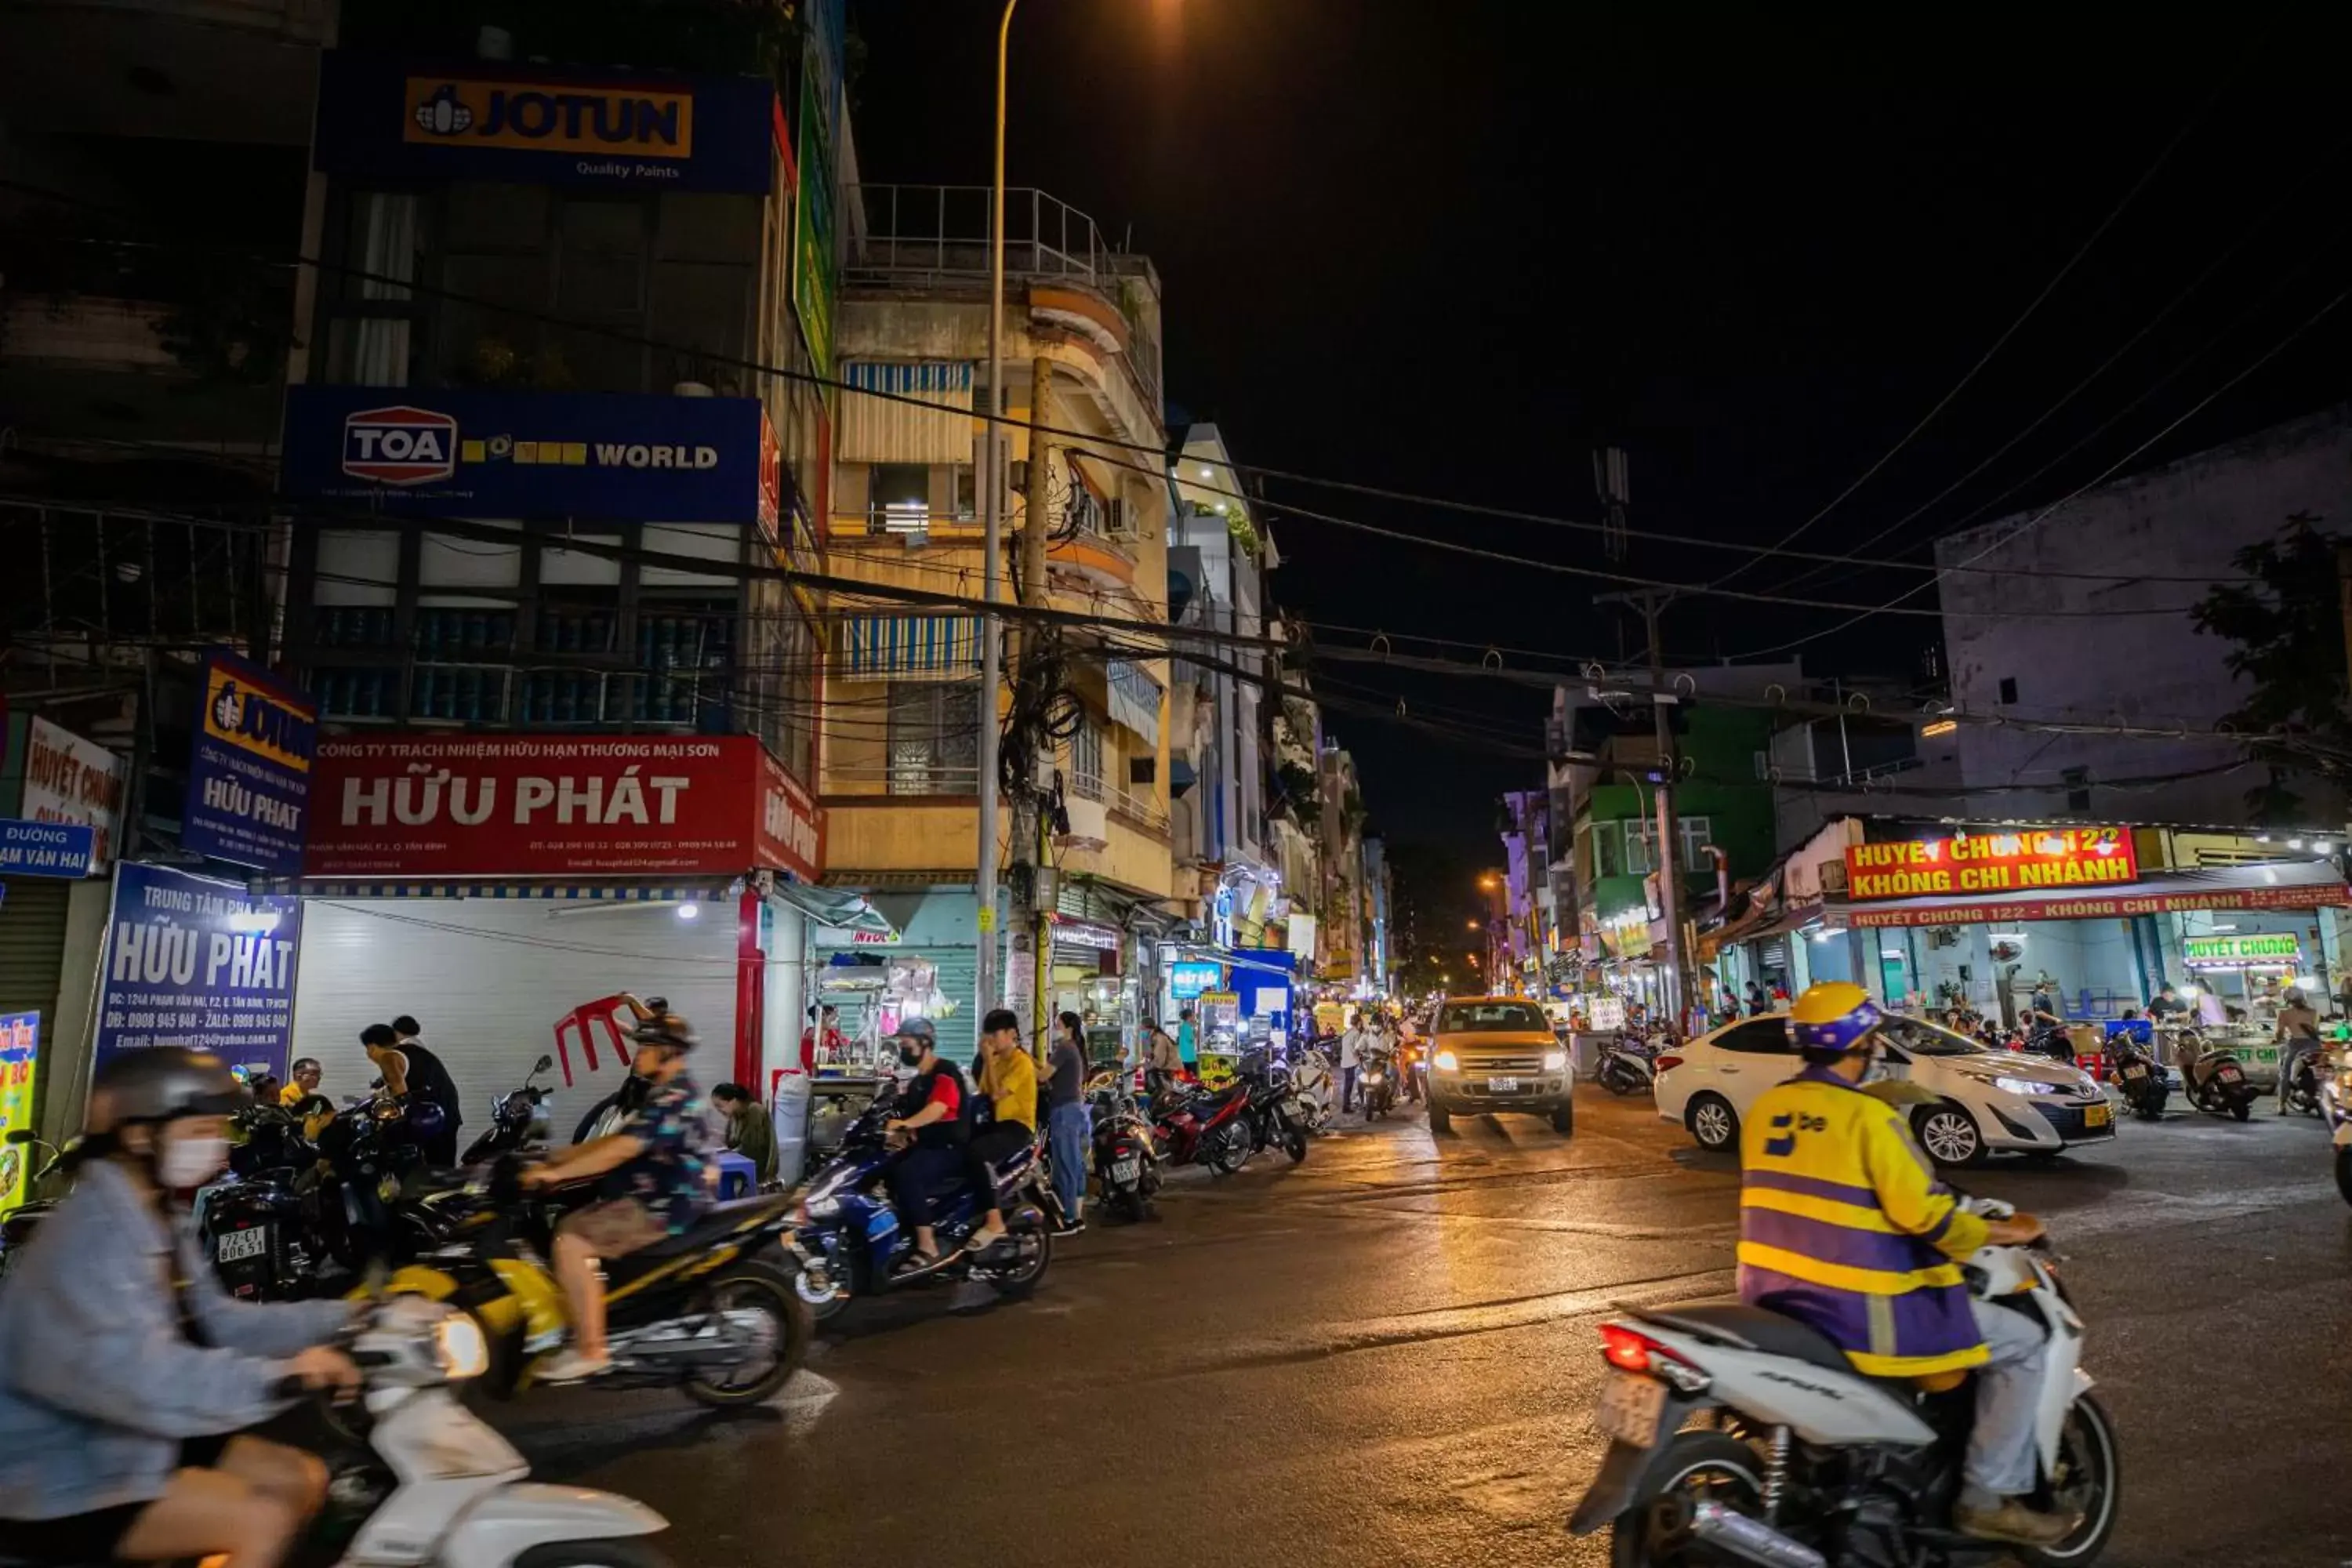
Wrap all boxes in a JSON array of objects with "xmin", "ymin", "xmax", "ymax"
[
  {"xmin": 215, "ymin": 1227, "xmax": 269, "ymax": 1263},
  {"xmin": 1594, "ymin": 1370, "xmax": 1668, "ymax": 1447},
  {"xmin": 1488, "ymin": 1076, "xmax": 1522, "ymax": 1093},
  {"xmin": 2084, "ymin": 1102, "xmax": 2111, "ymax": 1128},
  {"xmin": 1111, "ymin": 1157, "xmax": 1142, "ymax": 1182},
  {"xmin": 2119, "ymin": 1063, "xmax": 2148, "ymax": 1080},
  {"xmin": 2218, "ymin": 1064, "xmax": 2244, "ymax": 1083}
]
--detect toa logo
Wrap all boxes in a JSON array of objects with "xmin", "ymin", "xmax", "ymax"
[{"xmin": 343, "ymin": 406, "xmax": 459, "ymax": 486}]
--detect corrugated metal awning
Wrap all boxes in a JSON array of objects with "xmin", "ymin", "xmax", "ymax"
[
  {"xmin": 838, "ymin": 614, "xmax": 981, "ymax": 678},
  {"xmin": 1105, "ymin": 659, "xmax": 1161, "ymax": 745},
  {"xmin": 838, "ymin": 361, "xmax": 975, "ymax": 464}
]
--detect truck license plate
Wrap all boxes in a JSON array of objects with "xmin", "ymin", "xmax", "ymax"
[
  {"xmin": 1595, "ymin": 1370, "xmax": 1668, "ymax": 1447},
  {"xmin": 215, "ymin": 1227, "xmax": 269, "ymax": 1264},
  {"xmin": 1488, "ymin": 1076, "xmax": 1522, "ymax": 1093}
]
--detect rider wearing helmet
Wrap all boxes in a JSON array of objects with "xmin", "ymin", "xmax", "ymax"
[
  {"xmin": 1739, "ymin": 982, "xmax": 2071, "ymax": 1549},
  {"xmin": 0, "ymin": 1048, "xmax": 361, "ymax": 1568},
  {"xmin": 521, "ymin": 1008, "xmax": 710, "ymax": 1383}
]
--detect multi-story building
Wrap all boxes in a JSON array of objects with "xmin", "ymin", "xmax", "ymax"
[
  {"xmin": 1936, "ymin": 405, "xmax": 2352, "ymax": 827},
  {"xmin": 1317, "ymin": 742, "xmax": 1367, "ymax": 989},
  {"xmin": 818, "ymin": 182, "xmax": 1173, "ymax": 1054},
  {"xmin": 1498, "ymin": 789, "xmax": 1552, "ymax": 995},
  {"xmin": 259, "ymin": 2, "xmax": 848, "ymax": 1112}
]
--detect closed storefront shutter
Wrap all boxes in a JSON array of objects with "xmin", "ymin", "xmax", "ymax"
[{"xmin": 0, "ymin": 879, "xmax": 72, "ymax": 1027}]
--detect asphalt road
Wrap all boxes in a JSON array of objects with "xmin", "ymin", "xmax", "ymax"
[{"xmin": 506, "ymin": 1091, "xmax": 2352, "ymax": 1568}]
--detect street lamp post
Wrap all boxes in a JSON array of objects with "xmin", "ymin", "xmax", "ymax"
[{"xmin": 975, "ymin": 0, "xmax": 1020, "ymax": 1021}]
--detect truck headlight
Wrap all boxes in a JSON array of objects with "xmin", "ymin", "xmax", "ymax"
[
  {"xmin": 1435, "ymin": 1050, "xmax": 1458, "ymax": 1072},
  {"xmin": 1543, "ymin": 1051, "xmax": 1568, "ymax": 1073}
]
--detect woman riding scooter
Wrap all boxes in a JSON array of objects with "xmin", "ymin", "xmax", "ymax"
[{"xmin": 0, "ymin": 1048, "xmax": 362, "ymax": 1568}]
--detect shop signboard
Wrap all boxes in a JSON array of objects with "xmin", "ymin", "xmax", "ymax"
[
  {"xmin": 313, "ymin": 53, "xmax": 783, "ymax": 194},
  {"xmin": 283, "ymin": 387, "xmax": 779, "ymax": 527},
  {"xmin": 1846, "ymin": 882, "xmax": 2335, "ymax": 929},
  {"xmin": 183, "ymin": 651, "xmax": 318, "ymax": 876},
  {"xmin": 1846, "ymin": 827, "xmax": 2136, "ymax": 901},
  {"xmin": 306, "ymin": 733, "xmax": 824, "ymax": 879},
  {"xmin": 5, "ymin": 714, "xmax": 128, "ymax": 871},
  {"xmin": 95, "ymin": 864, "xmax": 302, "ymax": 1082},
  {"xmin": 0, "ymin": 1011, "xmax": 36, "ymax": 1215},
  {"xmin": 791, "ymin": 74, "xmax": 838, "ymax": 385},
  {"xmin": 2183, "ymin": 932, "xmax": 2302, "ymax": 967},
  {"xmin": 1168, "ymin": 960, "xmax": 1222, "ymax": 1000},
  {"xmin": 0, "ymin": 818, "xmax": 96, "ymax": 877}
]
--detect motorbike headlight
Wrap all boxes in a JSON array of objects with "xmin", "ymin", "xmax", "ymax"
[
  {"xmin": 434, "ymin": 1311, "xmax": 490, "ymax": 1381},
  {"xmin": 1543, "ymin": 1051, "xmax": 1568, "ymax": 1073},
  {"xmin": 1991, "ymin": 1076, "xmax": 2060, "ymax": 1098},
  {"xmin": 1435, "ymin": 1050, "xmax": 1459, "ymax": 1072}
]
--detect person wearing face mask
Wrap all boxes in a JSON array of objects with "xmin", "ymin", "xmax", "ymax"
[
  {"xmin": 0, "ymin": 1048, "xmax": 362, "ymax": 1568},
  {"xmin": 1739, "ymin": 983, "xmax": 2071, "ymax": 1549},
  {"xmin": 879, "ymin": 1018, "xmax": 970, "ymax": 1276},
  {"xmin": 519, "ymin": 1010, "xmax": 710, "ymax": 1383}
]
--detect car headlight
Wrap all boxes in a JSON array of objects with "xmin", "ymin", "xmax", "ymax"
[
  {"xmin": 434, "ymin": 1310, "xmax": 490, "ymax": 1380},
  {"xmin": 1992, "ymin": 1076, "xmax": 2060, "ymax": 1098},
  {"xmin": 1435, "ymin": 1050, "xmax": 1459, "ymax": 1072},
  {"xmin": 1543, "ymin": 1051, "xmax": 1568, "ymax": 1073}
]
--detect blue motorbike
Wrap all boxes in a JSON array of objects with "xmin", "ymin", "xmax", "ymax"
[{"xmin": 786, "ymin": 1096, "xmax": 1054, "ymax": 1323}]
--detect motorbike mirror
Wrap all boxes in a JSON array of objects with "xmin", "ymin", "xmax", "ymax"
[
  {"xmin": 3, "ymin": 1129, "xmax": 32, "ymax": 1145},
  {"xmin": 532, "ymin": 1054, "xmax": 554, "ymax": 1075}
]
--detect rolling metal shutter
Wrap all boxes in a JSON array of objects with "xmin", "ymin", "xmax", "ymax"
[{"xmin": 0, "ymin": 879, "xmax": 72, "ymax": 1027}]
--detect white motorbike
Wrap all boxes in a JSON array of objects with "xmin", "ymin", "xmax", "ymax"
[
  {"xmin": 1567, "ymin": 1199, "xmax": 2118, "ymax": 1567},
  {"xmin": 1289, "ymin": 1048, "xmax": 1336, "ymax": 1132},
  {"xmin": 321, "ymin": 1297, "xmax": 671, "ymax": 1568}
]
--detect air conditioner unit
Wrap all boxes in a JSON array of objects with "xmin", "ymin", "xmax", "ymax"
[{"xmin": 1058, "ymin": 795, "xmax": 1108, "ymax": 852}]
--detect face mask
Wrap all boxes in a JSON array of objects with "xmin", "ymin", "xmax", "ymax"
[
  {"xmin": 898, "ymin": 1045, "xmax": 924, "ymax": 1067},
  {"xmin": 158, "ymin": 1134, "xmax": 230, "ymax": 1189}
]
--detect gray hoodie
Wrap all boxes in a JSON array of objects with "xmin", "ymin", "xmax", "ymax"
[{"xmin": 0, "ymin": 1158, "xmax": 349, "ymax": 1520}]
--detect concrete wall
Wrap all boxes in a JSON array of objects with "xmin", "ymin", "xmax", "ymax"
[{"xmin": 1936, "ymin": 407, "xmax": 2352, "ymax": 823}]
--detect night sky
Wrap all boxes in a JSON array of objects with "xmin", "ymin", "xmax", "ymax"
[{"xmin": 850, "ymin": 4, "xmax": 2352, "ymax": 889}]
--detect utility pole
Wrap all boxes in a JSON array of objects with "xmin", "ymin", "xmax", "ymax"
[
  {"xmin": 975, "ymin": 0, "xmax": 1020, "ymax": 1029},
  {"xmin": 1006, "ymin": 358, "xmax": 1056, "ymax": 1045},
  {"xmin": 1597, "ymin": 589, "xmax": 1691, "ymax": 1030}
]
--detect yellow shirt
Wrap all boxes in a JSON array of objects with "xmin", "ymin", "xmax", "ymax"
[
  {"xmin": 279, "ymin": 1082, "xmax": 307, "ymax": 1107},
  {"xmin": 982, "ymin": 1047, "xmax": 1038, "ymax": 1132}
]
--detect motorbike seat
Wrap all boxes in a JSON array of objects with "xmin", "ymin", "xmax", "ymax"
[
  {"xmin": 614, "ymin": 1193, "xmax": 793, "ymax": 1265},
  {"xmin": 1628, "ymin": 1302, "xmax": 1858, "ymax": 1376}
]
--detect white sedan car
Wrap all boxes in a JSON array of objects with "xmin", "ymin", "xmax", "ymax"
[{"xmin": 1654, "ymin": 1012, "xmax": 2115, "ymax": 1167}]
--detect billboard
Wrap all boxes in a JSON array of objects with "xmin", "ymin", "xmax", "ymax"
[
  {"xmin": 283, "ymin": 387, "xmax": 779, "ymax": 528},
  {"xmin": 182, "ymin": 650, "xmax": 318, "ymax": 877},
  {"xmin": 0, "ymin": 1012, "xmax": 36, "ymax": 1215},
  {"xmin": 95, "ymin": 864, "xmax": 303, "ymax": 1082},
  {"xmin": 6, "ymin": 715, "xmax": 127, "ymax": 872},
  {"xmin": 1844, "ymin": 826, "xmax": 2136, "ymax": 902},
  {"xmin": 314, "ymin": 53, "xmax": 782, "ymax": 194},
  {"xmin": 306, "ymin": 733, "xmax": 822, "ymax": 881}
]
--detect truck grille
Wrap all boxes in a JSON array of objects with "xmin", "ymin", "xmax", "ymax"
[{"xmin": 1455, "ymin": 1054, "xmax": 1543, "ymax": 1073}]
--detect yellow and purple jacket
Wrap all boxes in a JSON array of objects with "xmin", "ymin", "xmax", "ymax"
[{"xmin": 1737, "ymin": 1067, "xmax": 1991, "ymax": 1377}]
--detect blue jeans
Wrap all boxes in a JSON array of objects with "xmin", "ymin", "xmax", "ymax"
[{"xmin": 1048, "ymin": 1100, "xmax": 1090, "ymax": 1220}]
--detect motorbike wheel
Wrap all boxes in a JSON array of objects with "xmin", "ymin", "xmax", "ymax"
[
  {"xmin": 680, "ymin": 1261, "xmax": 811, "ymax": 1409},
  {"xmin": 516, "ymin": 1543, "xmax": 677, "ymax": 1568},
  {"xmin": 795, "ymin": 1258, "xmax": 854, "ymax": 1324},
  {"xmin": 986, "ymin": 1220, "xmax": 1052, "ymax": 1297},
  {"xmin": 1607, "ymin": 1430, "xmax": 1776, "ymax": 1568},
  {"xmin": 2230, "ymin": 1098, "xmax": 2252, "ymax": 1122},
  {"xmin": 1284, "ymin": 1127, "xmax": 1309, "ymax": 1163},
  {"xmin": 1207, "ymin": 1127, "xmax": 1250, "ymax": 1177},
  {"xmin": 2335, "ymin": 1145, "xmax": 2352, "ymax": 1208},
  {"xmin": 2018, "ymin": 1393, "xmax": 2122, "ymax": 1567},
  {"xmin": 1114, "ymin": 1185, "xmax": 1149, "ymax": 1223}
]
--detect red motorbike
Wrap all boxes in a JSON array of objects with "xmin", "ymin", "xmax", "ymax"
[{"xmin": 1151, "ymin": 1076, "xmax": 1257, "ymax": 1177}]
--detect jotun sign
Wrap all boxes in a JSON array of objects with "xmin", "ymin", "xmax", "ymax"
[{"xmin": 1845, "ymin": 826, "xmax": 2137, "ymax": 902}]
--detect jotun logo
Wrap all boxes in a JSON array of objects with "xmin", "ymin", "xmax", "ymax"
[
  {"xmin": 204, "ymin": 664, "xmax": 316, "ymax": 774},
  {"xmin": 343, "ymin": 405, "xmax": 459, "ymax": 486}
]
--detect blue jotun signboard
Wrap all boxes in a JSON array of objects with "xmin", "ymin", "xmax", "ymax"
[
  {"xmin": 313, "ymin": 52, "xmax": 784, "ymax": 194},
  {"xmin": 182, "ymin": 650, "xmax": 318, "ymax": 877},
  {"xmin": 95, "ymin": 864, "xmax": 303, "ymax": 1082},
  {"xmin": 282, "ymin": 387, "xmax": 782, "ymax": 528}
]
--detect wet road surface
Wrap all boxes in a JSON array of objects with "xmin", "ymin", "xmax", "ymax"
[{"xmin": 507, "ymin": 1092, "xmax": 2352, "ymax": 1568}]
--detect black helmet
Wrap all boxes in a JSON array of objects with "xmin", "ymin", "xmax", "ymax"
[
  {"xmin": 89, "ymin": 1047, "xmax": 243, "ymax": 1131},
  {"xmin": 631, "ymin": 1011, "xmax": 699, "ymax": 1052}
]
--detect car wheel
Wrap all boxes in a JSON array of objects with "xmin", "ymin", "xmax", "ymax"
[
  {"xmin": 1428, "ymin": 1102, "xmax": 1452, "ymax": 1134},
  {"xmin": 1549, "ymin": 1102, "xmax": 1574, "ymax": 1136},
  {"xmin": 1914, "ymin": 1102, "xmax": 1987, "ymax": 1167},
  {"xmin": 1687, "ymin": 1093, "xmax": 1738, "ymax": 1152}
]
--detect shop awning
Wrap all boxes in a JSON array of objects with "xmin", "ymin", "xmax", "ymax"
[
  {"xmin": 770, "ymin": 877, "xmax": 898, "ymax": 938},
  {"xmin": 1827, "ymin": 859, "xmax": 2351, "ymax": 930},
  {"xmin": 1740, "ymin": 902, "xmax": 1827, "ymax": 942}
]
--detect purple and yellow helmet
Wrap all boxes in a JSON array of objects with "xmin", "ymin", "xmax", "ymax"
[{"xmin": 1786, "ymin": 982, "xmax": 1882, "ymax": 1052}]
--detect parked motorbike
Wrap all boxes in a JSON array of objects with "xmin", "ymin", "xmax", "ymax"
[
  {"xmin": 2105, "ymin": 1029, "xmax": 2169, "ymax": 1120},
  {"xmin": 1359, "ymin": 1044, "xmax": 1399, "ymax": 1120},
  {"xmin": 463, "ymin": 1054, "xmax": 558, "ymax": 1163},
  {"xmin": 2278, "ymin": 1038, "xmax": 2325, "ymax": 1117},
  {"xmin": 1153, "ymin": 1074, "xmax": 1259, "ymax": 1176},
  {"xmin": 389, "ymin": 1158, "xmax": 809, "ymax": 1406},
  {"xmin": 1567, "ymin": 1197, "xmax": 2119, "ymax": 1567},
  {"xmin": 2321, "ymin": 1050, "xmax": 2352, "ymax": 1207},
  {"xmin": 1595, "ymin": 1035, "xmax": 1657, "ymax": 1098},
  {"xmin": 787, "ymin": 1097, "xmax": 1054, "ymax": 1323},
  {"xmin": 0, "ymin": 1129, "xmax": 71, "ymax": 1280},
  {"xmin": 1090, "ymin": 1081, "xmax": 1163, "ymax": 1222},
  {"xmin": 1240, "ymin": 1058, "xmax": 1314, "ymax": 1162},
  {"xmin": 2176, "ymin": 1029, "xmax": 2258, "ymax": 1120}
]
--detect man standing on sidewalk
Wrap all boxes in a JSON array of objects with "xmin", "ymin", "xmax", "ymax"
[
  {"xmin": 1338, "ymin": 1011, "xmax": 1369, "ymax": 1114},
  {"xmin": 1044, "ymin": 1015, "xmax": 1089, "ymax": 1234}
]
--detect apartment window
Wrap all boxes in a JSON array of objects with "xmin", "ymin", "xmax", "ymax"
[
  {"xmin": 2063, "ymin": 767, "xmax": 2091, "ymax": 813},
  {"xmin": 887, "ymin": 683, "xmax": 979, "ymax": 795},
  {"xmin": 951, "ymin": 463, "xmax": 978, "ymax": 522},
  {"xmin": 869, "ymin": 463, "xmax": 930, "ymax": 535},
  {"xmin": 1623, "ymin": 821, "xmax": 1653, "ymax": 876},
  {"xmin": 1069, "ymin": 720, "xmax": 1105, "ymax": 801},
  {"xmin": 327, "ymin": 191, "xmax": 421, "ymax": 386},
  {"xmin": 1679, "ymin": 815, "xmax": 1713, "ymax": 872},
  {"xmin": 1998, "ymin": 676, "xmax": 2019, "ymax": 705}
]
